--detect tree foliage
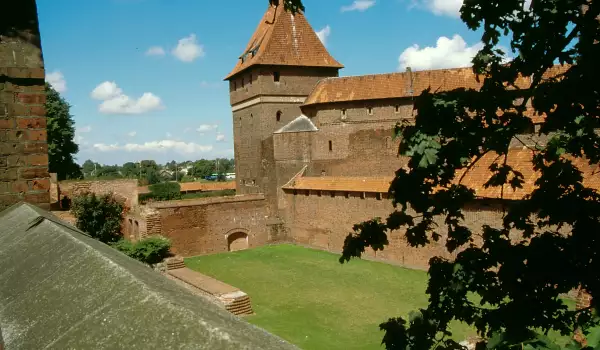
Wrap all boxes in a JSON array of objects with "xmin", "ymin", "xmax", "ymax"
[
  {"xmin": 320, "ymin": 0, "xmax": 600, "ymax": 348},
  {"xmin": 45, "ymin": 83, "xmax": 82, "ymax": 180},
  {"xmin": 71, "ymin": 192, "xmax": 124, "ymax": 244},
  {"xmin": 112, "ymin": 236, "xmax": 172, "ymax": 265}
]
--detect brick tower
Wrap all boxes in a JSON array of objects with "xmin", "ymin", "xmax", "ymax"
[
  {"xmin": 0, "ymin": 0, "xmax": 50, "ymax": 211},
  {"xmin": 225, "ymin": 1, "xmax": 343, "ymax": 215}
]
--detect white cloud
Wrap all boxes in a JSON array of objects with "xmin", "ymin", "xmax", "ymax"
[
  {"xmin": 90, "ymin": 81, "xmax": 163, "ymax": 115},
  {"xmin": 145, "ymin": 46, "xmax": 166, "ymax": 56},
  {"xmin": 172, "ymin": 34, "xmax": 205, "ymax": 62},
  {"xmin": 216, "ymin": 133, "xmax": 226, "ymax": 142},
  {"xmin": 127, "ymin": 131, "xmax": 137, "ymax": 137},
  {"xmin": 411, "ymin": 0, "xmax": 531, "ymax": 18},
  {"xmin": 78, "ymin": 125, "xmax": 92, "ymax": 133},
  {"xmin": 341, "ymin": 0, "xmax": 376, "ymax": 12},
  {"xmin": 93, "ymin": 139, "xmax": 213, "ymax": 155},
  {"xmin": 398, "ymin": 34, "xmax": 483, "ymax": 71},
  {"xmin": 46, "ymin": 70, "xmax": 67, "ymax": 93},
  {"xmin": 197, "ymin": 124, "xmax": 218, "ymax": 132},
  {"xmin": 316, "ymin": 26, "xmax": 331, "ymax": 46}
]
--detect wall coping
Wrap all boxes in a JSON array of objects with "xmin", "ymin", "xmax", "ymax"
[{"xmin": 145, "ymin": 194, "xmax": 265, "ymax": 209}]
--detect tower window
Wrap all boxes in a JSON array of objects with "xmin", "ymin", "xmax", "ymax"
[
  {"xmin": 395, "ymin": 105, "xmax": 400, "ymax": 113},
  {"xmin": 274, "ymin": 71, "xmax": 280, "ymax": 82},
  {"xmin": 367, "ymin": 107, "xmax": 373, "ymax": 115},
  {"xmin": 341, "ymin": 109, "xmax": 347, "ymax": 119},
  {"xmin": 328, "ymin": 140, "xmax": 333, "ymax": 151},
  {"xmin": 276, "ymin": 110, "xmax": 282, "ymax": 122}
]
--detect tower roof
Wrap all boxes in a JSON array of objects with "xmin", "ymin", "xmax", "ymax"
[{"xmin": 224, "ymin": 3, "xmax": 343, "ymax": 80}]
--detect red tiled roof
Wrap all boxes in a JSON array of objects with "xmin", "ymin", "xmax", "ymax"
[
  {"xmin": 224, "ymin": 3, "xmax": 343, "ymax": 80},
  {"xmin": 303, "ymin": 64, "xmax": 571, "ymax": 109},
  {"xmin": 283, "ymin": 149, "xmax": 600, "ymax": 200}
]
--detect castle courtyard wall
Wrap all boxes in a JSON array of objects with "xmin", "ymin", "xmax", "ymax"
[{"xmin": 137, "ymin": 195, "xmax": 269, "ymax": 257}]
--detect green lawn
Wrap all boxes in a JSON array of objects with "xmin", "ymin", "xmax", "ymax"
[{"xmin": 185, "ymin": 244, "xmax": 475, "ymax": 350}]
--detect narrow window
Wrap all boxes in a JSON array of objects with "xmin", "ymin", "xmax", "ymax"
[
  {"xmin": 276, "ymin": 110, "xmax": 282, "ymax": 122},
  {"xmin": 241, "ymin": 77, "xmax": 245, "ymax": 88},
  {"xmin": 232, "ymin": 81, "xmax": 237, "ymax": 90},
  {"xmin": 328, "ymin": 140, "xmax": 333, "ymax": 151},
  {"xmin": 367, "ymin": 107, "xmax": 373, "ymax": 115},
  {"xmin": 341, "ymin": 109, "xmax": 347, "ymax": 118},
  {"xmin": 360, "ymin": 192, "xmax": 366, "ymax": 199},
  {"xmin": 376, "ymin": 193, "xmax": 382, "ymax": 200},
  {"xmin": 395, "ymin": 105, "xmax": 400, "ymax": 113},
  {"xmin": 274, "ymin": 71, "xmax": 280, "ymax": 82}
]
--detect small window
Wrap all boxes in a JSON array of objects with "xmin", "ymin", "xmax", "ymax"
[
  {"xmin": 276, "ymin": 110, "xmax": 282, "ymax": 122},
  {"xmin": 241, "ymin": 77, "xmax": 245, "ymax": 88},
  {"xmin": 251, "ymin": 113, "xmax": 253, "ymax": 118},
  {"xmin": 367, "ymin": 107, "xmax": 373, "ymax": 115},
  {"xmin": 360, "ymin": 192, "xmax": 366, "ymax": 199},
  {"xmin": 328, "ymin": 140, "xmax": 333, "ymax": 151},
  {"xmin": 376, "ymin": 193, "xmax": 382, "ymax": 200},
  {"xmin": 232, "ymin": 81, "xmax": 237, "ymax": 90},
  {"xmin": 341, "ymin": 109, "xmax": 347, "ymax": 118},
  {"xmin": 395, "ymin": 105, "xmax": 400, "ymax": 113},
  {"xmin": 274, "ymin": 71, "xmax": 280, "ymax": 82}
]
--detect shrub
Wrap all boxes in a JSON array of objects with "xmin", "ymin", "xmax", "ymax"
[
  {"xmin": 112, "ymin": 236, "xmax": 172, "ymax": 265},
  {"xmin": 71, "ymin": 192, "xmax": 124, "ymax": 244},
  {"xmin": 147, "ymin": 182, "xmax": 182, "ymax": 201}
]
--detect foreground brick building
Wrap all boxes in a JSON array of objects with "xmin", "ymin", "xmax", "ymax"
[{"xmin": 0, "ymin": 0, "xmax": 50, "ymax": 211}]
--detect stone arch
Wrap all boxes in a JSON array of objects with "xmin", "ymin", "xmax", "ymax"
[{"xmin": 226, "ymin": 229, "xmax": 250, "ymax": 252}]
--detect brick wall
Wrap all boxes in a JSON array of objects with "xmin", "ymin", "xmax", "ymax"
[
  {"xmin": 141, "ymin": 194, "xmax": 268, "ymax": 257},
  {"xmin": 281, "ymin": 190, "xmax": 513, "ymax": 270},
  {"xmin": 57, "ymin": 179, "xmax": 139, "ymax": 208},
  {"xmin": 0, "ymin": 0, "xmax": 50, "ymax": 210}
]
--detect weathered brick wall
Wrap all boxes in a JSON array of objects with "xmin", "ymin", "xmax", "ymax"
[
  {"xmin": 58, "ymin": 179, "xmax": 139, "ymax": 208},
  {"xmin": 229, "ymin": 66, "xmax": 338, "ymax": 106},
  {"xmin": 0, "ymin": 0, "xmax": 50, "ymax": 210},
  {"xmin": 141, "ymin": 195, "xmax": 268, "ymax": 257},
  {"xmin": 281, "ymin": 190, "xmax": 511, "ymax": 270}
]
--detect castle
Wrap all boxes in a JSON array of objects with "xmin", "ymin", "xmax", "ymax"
[{"xmin": 50, "ymin": 2, "xmax": 599, "ymax": 269}]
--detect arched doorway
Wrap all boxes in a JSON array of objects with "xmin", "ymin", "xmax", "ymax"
[{"xmin": 227, "ymin": 231, "xmax": 249, "ymax": 252}]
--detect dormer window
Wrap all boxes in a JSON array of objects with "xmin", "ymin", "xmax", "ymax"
[{"xmin": 274, "ymin": 71, "xmax": 280, "ymax": 82}]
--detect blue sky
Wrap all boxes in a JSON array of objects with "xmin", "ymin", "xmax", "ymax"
[{"xmin": 37, "ymin": 0, "xmax": 497, "ymax": 166}]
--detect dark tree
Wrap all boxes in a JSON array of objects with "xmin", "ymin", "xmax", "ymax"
[
  {"xmin": 45, "ymin": 83, "xmax": 82, "ymax": 180},
  {"xmin": 328, "ymin": 0, "xmax": 600, "ymax": 349}
]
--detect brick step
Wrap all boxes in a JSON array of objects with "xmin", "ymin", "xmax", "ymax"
[
  {"xmin": 227, "ymin": 304, "xmax": 254, "ymax": 316},
  {"xmin": 225, "ymin": 296, "xmax": 251, "ymax": 305},
  {"xmin": 166, "ymin": 262, "xmax": 186, "ymax": 270}
]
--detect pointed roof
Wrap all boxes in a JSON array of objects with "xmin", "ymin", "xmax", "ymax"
[
  {"xmin": 224, "ymin": 3, "xmax": 343, "ymax": 80},
  {"xmin": 274, "ymin": 115, "xmax": 318, "ymax": 134}
]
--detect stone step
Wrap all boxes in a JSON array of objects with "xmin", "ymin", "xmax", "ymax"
[{"xmin": 167, "ymin": 262, "xmax": 186, "ymax": 270}]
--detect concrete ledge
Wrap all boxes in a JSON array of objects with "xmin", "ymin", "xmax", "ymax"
[
  {"xmin": 147, "ymin": 194, "xmax": 265, "ymax": 209},
  {"xmin": 167, "ymin": 267, "xmax": 254, "ymax": 317}
]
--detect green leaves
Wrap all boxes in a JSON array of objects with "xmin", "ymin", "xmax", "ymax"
[{"xmin": 338, "ymin": 0, "xmax": 600, "ymax": 348}]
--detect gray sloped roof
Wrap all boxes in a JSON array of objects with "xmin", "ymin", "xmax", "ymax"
[
  {"xmin": 274, "ymin": 115, "xmax": 318, "ymax": 134},
  {"xmin": 0, "ymin": 202, "xmax": 298, "ymax": 350}
]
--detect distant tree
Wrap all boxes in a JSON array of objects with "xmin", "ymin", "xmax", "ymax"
[
  {"xmin": 81, "ymin": 159, "xmax": 96, "ymax": 177},
  {"xmin": 121, "ymin": 162, "xmax": 139, "ymax": 178},
  {"xmin": 96, "ymin": 165, "xmax": 121, "ymax": 179},
  {"xmin": 193, "ymin": 159, "xmax": 216, "ymax": 179},
  {"xmin": 335, "ymin": 0, "xmax": 600, "ymax": 349},
  {"xmin": 45, "ymin": 83, "xmax": 82, "ymax": 180}
]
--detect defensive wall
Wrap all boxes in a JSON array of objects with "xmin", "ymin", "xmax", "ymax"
[
  {"xmin": 50, "ymin": 175, "xmax": 139, "ymax": 209},
  {"xmin": 126, "ymin": 194, "xmax": 269, "ymax": 256}
]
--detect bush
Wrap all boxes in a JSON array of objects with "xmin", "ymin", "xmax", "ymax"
[
  {"xmin": 112, "ymin": 236, "xmax": 172, "ymax": 265},
  {"xmin": 147, "ymin": 182, "xmax": 182, "ymax": 201},
  {"xmin": 71, "ymin": 192, "xmax": 124, "ymax": 244}
]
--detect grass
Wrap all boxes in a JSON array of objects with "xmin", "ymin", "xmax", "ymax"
[
  {"xmin": 180, "ymin": 189, "xmax": 236, "ymax": 200},
  {"xmin": 185, "ymin": 244, "xmax": 475, "ymax": 350}
]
